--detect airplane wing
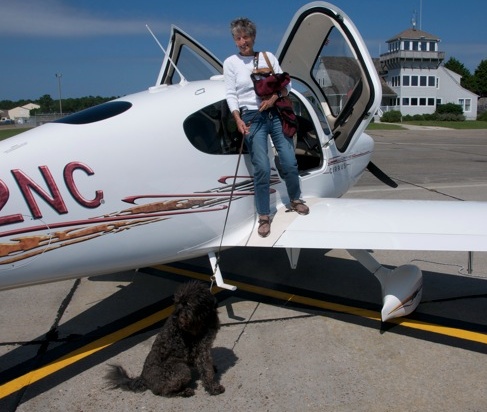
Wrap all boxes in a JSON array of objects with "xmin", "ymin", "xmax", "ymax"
[
  {"xmin": 239, "ymin": 198, "xmax": 487, "ymax": 252},
  {"xmin": 216, "ymin": 197, "xmax": 486, "ymax": 321}
]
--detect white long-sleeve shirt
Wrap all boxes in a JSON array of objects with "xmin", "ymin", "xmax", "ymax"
[{"xmin": 223, "ymin": 51, "xmax": 291, "ymax": 113}]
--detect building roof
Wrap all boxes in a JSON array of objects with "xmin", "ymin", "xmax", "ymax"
[
  {"xmin": 372, "ymin": 58, "xmax": 396, "ymax": 97},
  {"xmin": 387, "ymin": 28, "xmax": 440, "ymax": 43},
  {"xmin": 22, "ymin": 103, "xmax": 40, "ymax": 110}
]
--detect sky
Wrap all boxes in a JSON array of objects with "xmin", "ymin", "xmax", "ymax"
[{"xmin": 1, "ymin": 0, "xmax": 486, "ymax": 102}]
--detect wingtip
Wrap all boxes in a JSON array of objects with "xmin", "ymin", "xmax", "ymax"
[{"xmin": 380, "ymin": 264, "xmax": 423, "ymax": 322}]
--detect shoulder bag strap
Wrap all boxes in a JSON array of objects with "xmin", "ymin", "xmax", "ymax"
[
  {"xmin": 253, "ymin": 51, "xmax": 259, "ymax": 71},
  {"xmin": 262, "ymin": 52, "xmax": 275, "ymax": 74}
]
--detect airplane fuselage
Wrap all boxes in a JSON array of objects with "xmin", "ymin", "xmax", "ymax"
[{"xmin": 0, "ymin": 79, "xmax": 374, "ymax": 290}]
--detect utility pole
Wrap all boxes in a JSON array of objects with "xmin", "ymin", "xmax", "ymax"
[
  {"xmin": 55, "ymin": 73, "xmax": 63, "ymax": 115},
  {"xmin": 419, "ymin": 0, "xmax": 422, "ymax": 30}
]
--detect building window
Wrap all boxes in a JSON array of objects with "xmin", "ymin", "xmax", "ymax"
[
  {"xmin": 428, "ymin": 76, "xmax": 435, "ymax": 87},
  {"xmin": 412, "ymin": 41, "xmax": 419, "ymax": 51},
  {"xmin": 411, "ymin": 98, "xmax": 418, "ymax": 106},
  {"xmin": 459, "ymin": 98, "xmax": 471, "ymax": 112},
  {"xmin": 420, "ymin": 76, "xmax": 427, "ymax": 86},
  {"xmin": 402, "ymin": 97, "xmax": 409, "ymax": 106},
  {"xmin": 428, "ymin": 98, "xmax": 435, "ymax": 106},
  {"xmin": 411, "ymin": 76, "xmax": 418, "ymax": 86},
  {"xmin": 404, "ymin": 40, "xmax": 410, "ymax": 50},
  {"xmin": 403, "ymin": 76, "xmax": 410, "ymax": 86},
  {"xmin": 420, "ymin": 98, "xmax": 426, "ymax": 106}
]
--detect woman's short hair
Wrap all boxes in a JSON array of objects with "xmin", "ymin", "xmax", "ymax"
[{"xmin": 230, "ymin": 18, "xmax": 256, "ymax": 38}]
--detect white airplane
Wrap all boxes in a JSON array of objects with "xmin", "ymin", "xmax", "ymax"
[{"xmin": 1, "ymin": 2, "xmax": 486, "ymax": 322}]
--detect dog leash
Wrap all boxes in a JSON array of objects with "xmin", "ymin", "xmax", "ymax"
[{"xmin": 211, "ymin": 112, "xmax": 260, "ymax": 288}]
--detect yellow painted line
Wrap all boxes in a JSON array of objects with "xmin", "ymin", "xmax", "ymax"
[
  {"xmin": 156, "ymin": 265, "xmax": 382, "ymax": 321},
  {"xmin": 387, "ymin": 318, "xmax": 487, "ymax": 344},
  {"xmin": 156, "ymin": 264, "xmax": 487, "ymax": 346},
  {"xmin": 0, "ymin": 306, "xmax": 174, "ymax": 399},
  {"xmin": 2, "ymin": 264, "xmax": 486, "ymax": 399}
]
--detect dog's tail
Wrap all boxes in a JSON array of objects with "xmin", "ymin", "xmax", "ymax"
[{"xmin": 105, "ymin": 364, "xmax": 147, "ymax": 392}]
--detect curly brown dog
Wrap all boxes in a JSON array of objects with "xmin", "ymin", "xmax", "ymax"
[{"xmin": 105, "ymin": 281, "xmax": 225, "ymax": 397}]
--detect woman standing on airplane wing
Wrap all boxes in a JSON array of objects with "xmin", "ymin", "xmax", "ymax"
[{"xmin": 223, "ymin": 17, "xmax": 309, "ymax": 238}]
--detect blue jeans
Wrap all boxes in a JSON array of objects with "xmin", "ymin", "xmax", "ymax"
[{"xmin": 241, "ymin": 108, "xmax": 301, "ymax": 216}]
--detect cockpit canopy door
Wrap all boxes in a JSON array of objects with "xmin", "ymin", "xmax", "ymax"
[
  {"xmin": 276, "ymin": 2, "xmax": 381, "ymax": 152},
  {"xmin": 156, "ymin": 25, "xmax": 223, "ymax": 86},
  {"xmin": 155, "ymin": 4, "xmax": 380, "ymax": 152}
]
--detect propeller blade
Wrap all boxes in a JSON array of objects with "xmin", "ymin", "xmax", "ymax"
[{"xmin": 367, "ymin": 161, "xmax": 398, "ymax": 188}]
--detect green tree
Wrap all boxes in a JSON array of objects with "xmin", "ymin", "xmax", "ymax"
[
  {"xmin": 0, "ymin": 100, "xmax": 16, "ymax": 110},
  {"xmin": 445, "ymin": 57, "xmax": 470, "ymax": 77},
  {"xmin": 444, "ymin": 57, "xmax": 476, "ymax": 92},
  {"xmin": 473, "ymin": 59, "xmax": 487, "ymax": 97},
  {"xmin": 1, "ymin": 95, "xmax": 117, "ymax": 114},
  {"xmin": 38, "ymin": 94, "xmax": 55, "ymax": 113}
]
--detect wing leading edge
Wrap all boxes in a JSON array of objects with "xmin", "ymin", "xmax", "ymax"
[{"xmin": 238, "ymin": 198, "xmax": 487, "ymax": 252}]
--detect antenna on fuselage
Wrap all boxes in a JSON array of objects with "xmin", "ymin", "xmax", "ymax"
[{"xmin": 146, "ymin": 24, "xmax": 187, "ymax": 85}]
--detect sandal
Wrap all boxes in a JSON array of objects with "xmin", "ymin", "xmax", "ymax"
[
  {"xmin": 258, "ymin": 216, "xmax": 271, "ymax": 238},
  {"xmin": 290, "ymin": 200, "xmax": 309, "ymax": 215}
]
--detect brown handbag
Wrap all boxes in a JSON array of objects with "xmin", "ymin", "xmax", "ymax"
[
  {"xmin": 251, "ymin": 52, "xmax": 298, "ymax": 137},
  {"xmin": 250, "ymin": 52, "xmax": 290, "ymax": 97}
]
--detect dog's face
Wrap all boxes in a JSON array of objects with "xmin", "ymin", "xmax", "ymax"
[{"xmin": 173, "ymin": 281, "xmax": 218, "ymax": 335}]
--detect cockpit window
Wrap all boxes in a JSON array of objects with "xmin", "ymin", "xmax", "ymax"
[
  {"xmin": 183, "ymin": 100, "xmax": 243, "ymax": 155},
  {"xmin": 312, "ymin": 28, "xmax": 362, "ymax": 117},
  {"xmin": 167, "ymin": 46, "xmax": 222, "ymax": 85},
  {"xmin": 54, "ymin": 101, "xmax": 132, "ymax": 125},
  {"xmin": 183, "ymin": 97, "xmax": 323, "ymax": 173},
  {"xmin": 166, "ymin": 45, "xmax": 221, "ymax": 84}
]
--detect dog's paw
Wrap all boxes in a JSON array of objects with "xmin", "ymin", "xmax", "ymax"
[
  {"xmin": 208, "ymin": 384, "xmax": 225, "ymax": 395},
  {"xmin": 180, "ymin": 388, "xmax": 195, "ymax": 397}
]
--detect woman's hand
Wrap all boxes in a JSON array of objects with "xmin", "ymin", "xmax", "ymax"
[
  {"xmin": 259, "ymin": 93, "xmax": 279, "ymax": 111},
  {"xmin": 236, "ymin": 117, "xmax": 250, "ymax": 135}
]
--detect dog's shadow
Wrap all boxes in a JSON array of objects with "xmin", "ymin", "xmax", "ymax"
[
  {"xmin": 211, "ymin": 347, "xmax": 238, "ymax": 380},
  {"xmin": 185, "ymin": 347, "xmax": 237, "ymax": 390}
]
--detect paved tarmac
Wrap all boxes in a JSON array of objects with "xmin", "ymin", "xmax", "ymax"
[{"xmin": 1, "ymin": 128, "xmax": 486, "ymax": 411}]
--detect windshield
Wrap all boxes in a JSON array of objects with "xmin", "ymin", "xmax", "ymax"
[
  {"xmin": 312, "ymin": 27, "xmax": 363, "ymax": 117},
  {"xmin": 157, "ymin": 27, "xmax": 223, "ymax": 86},
  {"xmin": 167, "ymin": 45, "xmax": 221, "ymax": 84}
]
